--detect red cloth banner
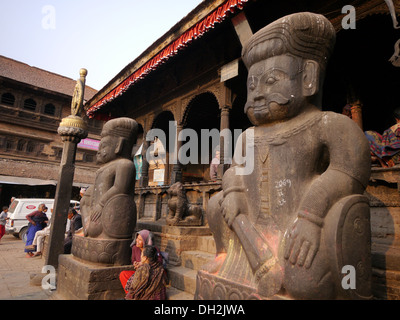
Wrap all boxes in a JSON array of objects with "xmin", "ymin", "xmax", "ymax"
[{"xmin": 87, "ymin": 0, "xmax": 248, "ymax": 119}]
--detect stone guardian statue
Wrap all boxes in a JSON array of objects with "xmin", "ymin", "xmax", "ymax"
[
  {"xmin": 196, "ymin": 12, "xmax": 372, "ymax": 300},
  {"xmin": 73, "ymin": 117, "xmax": 139, "ymax": 265}
]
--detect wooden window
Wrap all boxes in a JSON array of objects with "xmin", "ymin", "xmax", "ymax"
[
  {"xmin": 26, "ymin": 141, "xmax": 36, "ymax": 153},
  {"xmin": 44, "ymin": 103, "xmax": 56, "ymax": 115},
  {"xmin": 23, "ymin": 98, "xmax": 37, "ymax": 111},
  {"xmin": 1, "ymin": 93, "xmax": 15, "ymax": 106},
  {"xmin": 17, "ymin": 140, "xmax": 25, "ymax": 152}
]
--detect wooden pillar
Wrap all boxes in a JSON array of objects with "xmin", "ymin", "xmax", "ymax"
[
  {"xmin": 139, "ymin": 136, "xmax": 150, "ymax": 188},
  {"xmin": 218, "ymin": 106, "xmax": 231, "ymax": 180},
  {"xmin": 217, "ymin": 84, "xmax": 233, "ymax": 180},
  {"xmin": 350, "ymin": 101, "xmax": 363, "ymax": 130},
  {"xmin": 171, "ymin": 122, "xmax": 183, "ymax": 184}
]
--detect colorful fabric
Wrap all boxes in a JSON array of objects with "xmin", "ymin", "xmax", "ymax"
[
  {"xmin": 125, "ymin": 260, "xmax": 167, "ymax": 300},
  {"xmin": 120, "ymin": 270, "xmax": 136, "ymax": 294},
  {"xmin": 365, "ymin": 123, "xmax": 400, "ymax": 160},
  {"xmin": 26, "ymin": 210, "xmax": 48, "ymax": 229},
  {"xmin": 0, "ymin": 225, "xmax": 5, "ymax": 240},
  {"xmin": 25, "ymin": 223, "xmax": 42, "ymax": 252},
  {"xmin": 25, "ymin": 210, "xmax": 48, "ymax": 252}
]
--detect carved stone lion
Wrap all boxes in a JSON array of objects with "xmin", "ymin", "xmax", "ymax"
[{"xmin": 166, "ymin": 182, "xmax": 202, "ymax": 226}]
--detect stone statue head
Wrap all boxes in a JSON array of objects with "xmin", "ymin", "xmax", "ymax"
[
  {"xmin": 242, "ymin": 12, "xmax": 336, "ymax": 126},
  {"xmin": 96, "ymin": 117, "xmax": 138, "ymax": 164}
]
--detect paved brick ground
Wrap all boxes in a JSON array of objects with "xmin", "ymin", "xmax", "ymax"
[{"xmin": 0, "ymin": 234, "xmax": 50, "ymax": 300}]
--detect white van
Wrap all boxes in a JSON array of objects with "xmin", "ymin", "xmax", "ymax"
[{"xmin": 5, "ymin": 198, "xmax": 79, "ymax": 242}]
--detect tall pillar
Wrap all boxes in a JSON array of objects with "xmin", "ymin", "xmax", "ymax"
[
  {"xmin": 45, "ymin": 69, "xmax": 88, "ymax": 269},
  {"xmin": 218, "ymin": 106, "xmax": 231, "ymax": 180},
  {"xmin": 218, "ymin": 84, "xmax": 233, "ymax": 180},
  {"xmin": 171, "ymin": 122, "xmax": 183, "ymax": 184},
  {"xmin": 139, "ymin": 136, "xmax": 150, "ymax": 188},
  {"xmin": 138, "ymin": 136, "xmax": 150, "ymax": 220}
]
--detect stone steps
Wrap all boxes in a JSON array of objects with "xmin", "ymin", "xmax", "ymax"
[
  {"xmin": 181, "ymin": 250, "xmax": 215, "ymax": 270},
  {"xmin": 135, "ymin": 220, "xmax": 216, "ymax": 300},
  {"xmin": 167, "ymin": 265, "xmax": 198, "ymax": 296},
  {"xmin": 166, "ymin": 286, "xmax": 194, "ymax": 300},
  {"xmin": 197, "ymin": 235, "xmax": 217, "ymax": 255}
]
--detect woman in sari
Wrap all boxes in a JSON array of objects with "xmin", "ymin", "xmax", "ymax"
[
  {"xmin": 125, "ymin": 245, "xmax": 167, "ymax": 300},
  {"xmin": 119, "ymin": 229, "xmax": 163, "ymax": 293},
  {"xmin": 24, "ymin": 204, "xmax": 48, "ymax": 257}
]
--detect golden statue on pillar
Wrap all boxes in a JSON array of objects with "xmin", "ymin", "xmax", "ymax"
[
  {"xmin": 71, "ymin": 68, "xmax": 88, "ymax": 117},
  {"xmin": 58, "ymin": 69, "xmax": 88, "ymax": 143}
]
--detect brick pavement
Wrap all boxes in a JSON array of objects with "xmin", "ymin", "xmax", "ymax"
[{"xmin": 0, "ymin": 234, "xmax": 51, "ymax": 300}]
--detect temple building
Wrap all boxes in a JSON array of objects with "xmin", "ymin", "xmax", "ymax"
[
  {"xmin": 0, "ymin": 55, "xmax": 102, "ymax": 205},
  {"xmin": 84, "ymin": 0, "xmax": 400, "ymax": 299}
]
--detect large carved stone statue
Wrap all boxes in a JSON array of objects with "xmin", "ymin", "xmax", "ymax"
[
  {"xmin": 73, "ymin": 117, "xmax": 138, "ymax": 265},
  {"xmin": 196, "ymin": 12, "xmax": 372, "ymax": 300}
]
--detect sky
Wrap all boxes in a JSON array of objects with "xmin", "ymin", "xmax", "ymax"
[{"xmin": 0, "ymin": 0, "xmax": 204, "ymax": 91}]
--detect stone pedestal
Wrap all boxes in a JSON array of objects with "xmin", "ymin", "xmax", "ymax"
[
  {"xmin": 195, "ymin": 270, "xmax": 287, "ymax": 300},
  {"xmin": 137, "ymin": 220, "xmax": 212, "ymax": 266},
  {"xmin": 71, "ymin": 234, "xmax": 132, "ymax": 266},
  {"xmin": 56, "ymin": 254, "xmax": 135, "ymax": 300}
]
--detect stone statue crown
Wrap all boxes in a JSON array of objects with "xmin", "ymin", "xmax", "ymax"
[{"xmin": 242, "ymin": 12, "xmax": 336, "ymax": 71}]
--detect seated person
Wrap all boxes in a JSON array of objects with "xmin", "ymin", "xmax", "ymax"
[
  {"xmin": 119, "ymin": 229, "xmax": 163, "ymax": 293},
  {"xmin": 365, "ymin": 107, "xmax": 400, "ymax": 167},
  {"xmin": 125, "ymin": 245, "xmax": 167, "ymax": 300},
  {"xmin": 64, "ymin": 209, "xmax": 82, "ymax": 254},
  {"xmin": 25, "ymin": 204, "xmax": 48, "ymax": 258}
]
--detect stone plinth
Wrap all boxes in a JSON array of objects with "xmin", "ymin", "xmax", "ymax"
[
  {"xmin": 56, "ymin": 254, "xmax": 134, "ymax": 300},
  {"xmin": 195, "ymin": 270, "xmax": 287, "ymax": 300},
  {"xmin": 137, "ymin": 220, "xmax": 212, "ymax": 266},
  {"xmin": 71, "ymin": 234, "xmax": 132, "ymax": 266}
]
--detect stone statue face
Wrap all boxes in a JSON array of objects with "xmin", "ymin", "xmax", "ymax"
[
  {"xmin": 96, "ymin": 135, "xmax": 118, "ymax": 165},
  {"xmin": 245, "ymin": 54, "xmax": 307, "ymax": 126}
]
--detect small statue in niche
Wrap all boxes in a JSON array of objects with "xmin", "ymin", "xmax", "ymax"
[
  {"xmin": 75, "ymin": 117, "xmax": 138, "ymax": 265},
  {"xmin": 166, "ymin": 182, "xmax": 202, "ymax": 226},
  {"xmin": 199, "ymin": 12, "xmax": 372, "ymax": 300}
]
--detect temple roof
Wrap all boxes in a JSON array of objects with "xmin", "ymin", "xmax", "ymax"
[
  {"xmin": 85, "ymin": 0, "xmax": 249, "ymax": 118},
  {"xmin": 0, "ymin": 55, "xmax": 98, "ymax": 101}
]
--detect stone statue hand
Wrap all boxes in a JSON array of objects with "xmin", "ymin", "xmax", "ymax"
[
  {"xmin": 220, "ymin": 192, "xmax": 246, "ymax": 228},
  {"xmin": 90, "ymin": 204, "xmax": 103, "ymax": 222},
  {"xmin": 284, "ymin": 217, "xmax": 321, "ymax": 269}
]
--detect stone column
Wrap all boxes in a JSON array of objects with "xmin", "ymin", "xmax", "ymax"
[
  {"xmin": 45, "ymin": 69, "xmax": 88, "ymax": 269},
  {"xmin": 139, "ymin": 136, "xmax": 150, "ymax": 188},
  {"xmin": 171, "ymin": 122, "xmax": 183, "ymax": 184}
]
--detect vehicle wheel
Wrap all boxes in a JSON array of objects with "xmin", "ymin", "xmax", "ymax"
[{"xmin": 19, "ymin": 227, "xmax": 28, "ymax": 243}]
